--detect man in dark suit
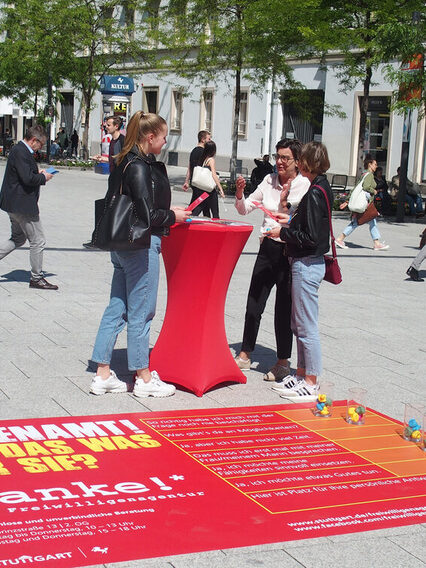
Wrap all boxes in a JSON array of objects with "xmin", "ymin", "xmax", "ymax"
[{"xmin": 0, "ymin": 124, "xmax": 57, "ymax": 289}]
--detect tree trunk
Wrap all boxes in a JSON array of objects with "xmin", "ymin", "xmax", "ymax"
[
  {"xmin": 82, "ymin": 92, "xmax": 91, "ymax": 160},
  {"xmin": 33, "ymin": 92, "xmax": 38, "ymax": 122},
  {"xmin": 229, "ymin": 67, "xmax": 241, "ymax": 184},
  {"xmin": 357, "ymin": 63, "xmax": 372, "ymax": 177},
  {"xmin": 356, "ymin": 12, "xmax": 373, "ymax": 178}
]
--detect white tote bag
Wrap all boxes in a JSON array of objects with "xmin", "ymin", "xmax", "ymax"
[
  {"xmin": 348, "ymin": 174, "xmax": 368, "ymax": 213},
  {"xmin": 191, "ymin": 159, "xmax": 216, "ymax": 192}
]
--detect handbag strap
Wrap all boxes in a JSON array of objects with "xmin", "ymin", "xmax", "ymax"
[
  {"xmin": 312, "ymin": 184, "xmax": 337, "ymax": 260},
  {"xmin": 119, "ymin": 157, "xmax": 137, "ymax": 195}
]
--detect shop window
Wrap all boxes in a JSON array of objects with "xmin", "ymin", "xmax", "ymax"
[
  {"xmin": 361, "ymin": 96, "xmax": 390, "ymax": 171},
  {"xmin": 281, "ymin": 89, "xmax": 324, "ymax": 143},
  {"xmin": 200, "ymin": 90, "xmax": 213, "ymax": 132},
  {"xmin": 143, "ymin": 88, "xmax": 159, "ymax": 114},
  {"xmin": 236, "ymin": 90, "xmax": 248, "ymax": 138},
  {"xmin": 171, "ymin": 90, "xmax": 183, "ymax": 132}
]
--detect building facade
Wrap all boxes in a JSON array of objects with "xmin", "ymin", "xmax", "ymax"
[
  {"xmin": 1, "ymin": 59, "xmax": 424, "ymax": 185},
  {"xmin": 55, "ymin": 56, "xmax": 424, "ymax": 184}
]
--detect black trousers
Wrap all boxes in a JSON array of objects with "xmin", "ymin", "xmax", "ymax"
[
  {"xmin": 190, "ymin": 186, "xmax": 219, "ymax": 218},
  {"xmin": 241, "ymin": 238, "xmax": 292, "ymax": 359}
]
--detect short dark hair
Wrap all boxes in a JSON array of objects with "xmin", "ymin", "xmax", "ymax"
[
  {"xmin": 24, "ymin": 124, "xmax": 47, "ymax": 142},
  {"xmin": 106, "ymin": 115, "xmax": 123, "ymax": 128},
  {"xmin": 275, "ymin": 138, "xmax": 303, "ymax": 161},
  {"xmin": 198, "ymin": 130, "xmax": 210, "ymax": 143}
]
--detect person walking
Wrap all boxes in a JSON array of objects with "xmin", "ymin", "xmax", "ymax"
[
  {"xmin": 406, "ymin": 244, "xmax": 425, "ymax": 282},
  {"xmin": 234, "ymin": 138, "xmax": 310, "ymax": 381},
  {"xmin": 90, "ymin": 110, "xmax": 191, "ymax": 397},
  {"xmin": 267, "ymin": 141, "xmax": 333, "ymax": 399},
  {"xmin": 192, "ymin": 140, "xmax": 225, "ymax": 218},
  {"xmin": 70, "ymin": 130, "xmax": 79, "ymax": 158},
  {"xmin": 182, "ymin": 129, "xmax": 211, "ymax": 215},
  {"xmin": 336, "ymin": 158, "xmax": 389, "ymax": 251},
  {"xmin": 0, "ymin": 124, "xmax": 57, "ymax": 289}
]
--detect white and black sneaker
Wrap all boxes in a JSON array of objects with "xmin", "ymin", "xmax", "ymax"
[
  {"xmin": 279, "ymin": 379, "xmax": 319, "ymax": 401},
  {"xmin": 271, "ymin": 374, "xmax": 300, "ymax": 392}
]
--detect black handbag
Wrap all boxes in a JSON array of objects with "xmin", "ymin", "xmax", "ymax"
[
  {"xmin": 313, "ymin": 184, "xmax": 342, "ymax": 285},
  {"xmin": 91, "ymin": 159, "xmax": 151, "ymax": 251}
]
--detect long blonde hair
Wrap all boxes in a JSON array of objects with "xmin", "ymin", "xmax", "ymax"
[{"xmin": 116, "ymin": 110, "xmax": 167, "ymax": 165}]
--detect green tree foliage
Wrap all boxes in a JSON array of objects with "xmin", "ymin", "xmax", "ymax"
[
  {"xmin": 149, "ymin": 0, "xmax": 312, "ymax": 181},
  {"xmin": 0, "ymin": 0, "xmax": 152, "ymax": 158},
  {"xmin": 58, "ymin": 0, "xmax": 151, "ymax": 158},
  {"xmin": 311, "ymin": 1, "xmax": 424, "ymax": 174},
  {"xmin": 380, "ymin": 12, "xmax": 425, "ymax": 116},
  {"xmin": 0, "ymin": 0, "xmax": 71, "ymax": 116}
]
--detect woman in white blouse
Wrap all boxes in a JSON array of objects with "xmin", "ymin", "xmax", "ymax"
[{"xmin": 234, "ymin": 139, "xmax": 310, "ymax": 382}]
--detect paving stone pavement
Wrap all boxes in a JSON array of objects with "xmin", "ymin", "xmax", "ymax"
[{"xmin": 0, "ymin": 162, "xmax": 425, "ymax": 567}]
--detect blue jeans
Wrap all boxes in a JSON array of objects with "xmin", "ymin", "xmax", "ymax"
[
  {"xmin": 343, "ymin": 216, "xmax": 380, "ymax": 241},
  {"xmin": 406, "ymin": 194, "xmax": 423, "ymax": 215},
  {"xmin": 91, "ymin": 236, "xmax": 162, "ymax": 371},
  {"xmin": 290, "ymin": 256, "xmax": 325, "ymax": 376}
]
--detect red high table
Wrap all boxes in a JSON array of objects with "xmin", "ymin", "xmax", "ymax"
[{"xmin": 150, "ymin": 219, "xmax": 253, "ymax": 396}]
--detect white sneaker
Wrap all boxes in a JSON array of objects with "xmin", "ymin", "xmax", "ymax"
[
  {"xmin": 279, "ymin": 379, "xmax": 319, "ymax": 401},
  {"xmin": 271, "ymin": 375, "xmax": 301, "ymax": 391},
  {"xmin": 90, "ymin": 370, "xmax": 128, "ymax": 395},
  {"xmin": 335, "ymin": 239, "xmax": 348, "ymax": 249},
  {"xmin": 133, "ymin": 371, "xmax": 176, "ymax": 398}
]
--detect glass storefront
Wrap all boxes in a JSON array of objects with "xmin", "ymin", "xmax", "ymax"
[{"xmin": 362, "ymin": 96, "xmax": 390, "ymax": 170}]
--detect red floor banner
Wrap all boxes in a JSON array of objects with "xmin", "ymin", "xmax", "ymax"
[{"xmin": 1, "ymin": 402, "xmax": 426, "ymax": 567}]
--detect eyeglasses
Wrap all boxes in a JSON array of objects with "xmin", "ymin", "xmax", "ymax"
[{"xmin": 274, "ymin": 154, "xmax": 294, "ymax": 163}]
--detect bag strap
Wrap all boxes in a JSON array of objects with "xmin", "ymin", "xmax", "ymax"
[
  {"xmin": 312, "ymin": 184, "xmax": 337, "ymax": 260},
  {"xmin": 203, "ymin": 158, "xmax": 212, "ymax": 167},
  {"xmin": 119, "ymin": 157, "xmax": 137, "ymax": 195}
]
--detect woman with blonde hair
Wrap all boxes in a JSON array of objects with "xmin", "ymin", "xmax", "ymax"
[
  {"xmin": 90, "ymin": 111, "xmax": 190, "ymax": 397},
  {"xmin": 268, "ymin": 141, "xmax": 333, "ymax": 399}
]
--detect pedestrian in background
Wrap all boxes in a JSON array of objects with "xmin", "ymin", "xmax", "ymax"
[
  {"xmin": 0, "ymin": 124, "xmax": 57, "ymax": 289},
  {"xmin": 93, "ymin": 116, "xmax": 125, "ymax": 173},
  {"xmin": 70, "ymin": 130, "xmax": 79, "ymax": 158},
  {"xmin": 336, "ymin": 158, "xmax": 389, "ymax": 251},
  {"xmin": 406, "ymin": 244, "xmax": 425, "ymax": 282},
  {"xmin": 193, "ymin": 140, "xmax": 225, "ymax": 218},
  {"xmin": 183, "ymin": 129, "xmax": 211, "ymax": 216},
  {"xmin": 250, "ymin": 154, "xmax": 274, "ymax": 192}
]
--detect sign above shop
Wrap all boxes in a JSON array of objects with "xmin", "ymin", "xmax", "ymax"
[{"xmin": 100, "ymin": 75, "xmax": 135, "ymax": 95}]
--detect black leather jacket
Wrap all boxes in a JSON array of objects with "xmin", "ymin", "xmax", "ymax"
[
  {"xmin": 107, "ymin": 146, "xmax": 176, "ymax": 241},
  {"xmin": 280, "ymin": 175, "xmax": 333, "ymax": 258}
]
